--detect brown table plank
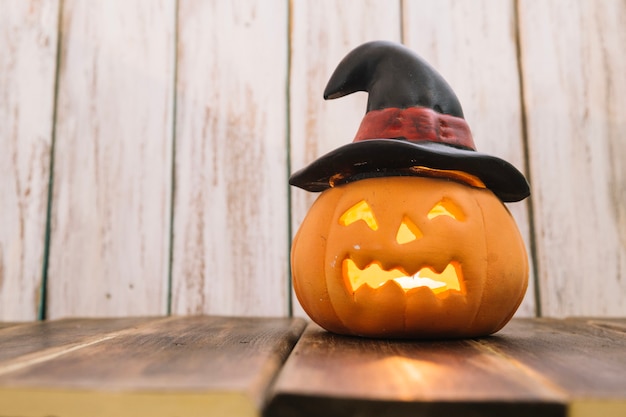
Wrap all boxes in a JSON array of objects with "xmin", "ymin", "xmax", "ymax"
[
  {"xmin": 0, "ymin": 317, "xmax": 160, "ymax": 367},
  {"xmin": 0, "ymin": 316, "xmax": 306, "ymax": 417},
  {"xmin": 265, "ymin": 322, "xmax": 565, "ymax": 417},
  {"xmin": 0, "ymin": 322, "xmax": 25, "ymax": 331},
  {"xmin": 583, "ymin": 317, "xmax": 626, "ymax": 333},
  {"xmin": 482, "ymin": 318, "xmax": 626, "ymax": 417}
]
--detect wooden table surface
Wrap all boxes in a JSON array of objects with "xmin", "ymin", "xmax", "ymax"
[{"xmin": 0, "ymin": 317, "xmax": 624, "ymax": 417}]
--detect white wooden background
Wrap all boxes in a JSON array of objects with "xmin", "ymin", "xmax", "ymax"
[{"xmin": 1, "ymin": 0, "xmax": 624, "ymax": 321}]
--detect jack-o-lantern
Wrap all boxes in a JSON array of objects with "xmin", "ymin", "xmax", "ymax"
[{"xmin": 290, "ymin": 41, "xmax": 530, "ymax": 338}]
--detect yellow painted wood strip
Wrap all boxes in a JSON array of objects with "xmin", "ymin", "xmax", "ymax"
[
  {"xmin": 0, "ymin": 0, "xmax": 59, "ymax": 321},
  {"xmin": 265, "ymin": 322, "xmax": 565, "ymax": 417},
  {"xmin": 570, "ymin": 400, "xmax": 626, "ymax": 417},
  {"xmin": 0, "ymin": 316, "xmax": 306, "ymax": 417},
  {"xmin": 0, "ymin": 389, "xmax": 256, "ymax": 417}
]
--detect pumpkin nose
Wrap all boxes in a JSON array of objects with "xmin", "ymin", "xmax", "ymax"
[{"xmin": 396, "ymin": 217, "xmax": 423, "ymax": 244}]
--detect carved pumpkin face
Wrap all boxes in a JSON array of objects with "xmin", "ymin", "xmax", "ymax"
[{"xmin": 292, "ymin": 176, "xmax": 528, "ymax": 338}]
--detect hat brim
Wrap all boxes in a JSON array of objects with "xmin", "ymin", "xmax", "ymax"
[{"xmin": 289, "ymin": 140, "xmax": 530, "ymax": 202}]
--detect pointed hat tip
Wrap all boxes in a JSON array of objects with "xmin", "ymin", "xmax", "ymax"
[{"xmin": 323, "ymin": 40, "xmax": 464, "ymax": 117}]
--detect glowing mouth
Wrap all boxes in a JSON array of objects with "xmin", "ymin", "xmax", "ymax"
[{"xmin": 343, "ymin": 259, "xmax": 463, "ymax": 294}]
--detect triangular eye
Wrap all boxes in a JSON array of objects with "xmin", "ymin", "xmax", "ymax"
[
  {"xmin": 396, "ymin": 216, "xmax": 423, "ymax": 244},
  {"xmin": 428, "ymin": 198, "xmax": 465, "ymax": 221},
  {"xmin": 339, "ymin": 200, "xmax": 378, "ymax": 230}
]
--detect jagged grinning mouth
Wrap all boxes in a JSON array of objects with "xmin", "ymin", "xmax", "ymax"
[{"xmin": 343, "ymin": 258, "xmax": 464, "ymax": 295}]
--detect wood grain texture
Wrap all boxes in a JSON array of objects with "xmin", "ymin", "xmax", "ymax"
[
  {"xmin": 518, "ymin": 0, "xmax": 626, "ymax": 316},
  {"xmin": 47, "ymin": 0, "xmax": 175, "ymax": 318},
  {"xmin": 289, "ymin": 0, "xmax": 402, "ymax": 317},
  {"xmin": 0, "ymin": 0, "xmax": 59, "ymax": 320},
  {"xmin": 489, "ymin": 318, "xmax": 626, "ymax": 399},
  {"xmin": 584, "ymin": 317, "xmax": 626, "ymax": 332},
  {"xmin": 0, "ymin": 316, "xmax": 306, "ymax": 417},
  {"xmin": 0, "ymin": 322, "xmax": 24, "ymax": 331},
  {"xmin": 171, "ymin": 0, "xmax": 290, "ymax": 316},
  {"xmin": 0, "ymin": 317, "xmax": 623, "ymax": 417},
  {"xmin": 265, "ymin": 322, "xmax": 565, "ymax": 417},
  {"xmin": 0, "ymin": 317, "xmax": 155, "ymax": 367},
  {"xmin": 485, "ymin": 318, "xmax": 626, "ymax": 416},
  {"xmin": 402, "ymin": 0, "xmax": 536, "ymax": 317}
]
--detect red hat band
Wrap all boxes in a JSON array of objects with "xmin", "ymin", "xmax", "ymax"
[{"xmin": 354, "ymin": 107, "xmax": 476, "ymax": 151}]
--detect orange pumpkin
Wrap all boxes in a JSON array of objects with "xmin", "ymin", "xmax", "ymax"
[
  {"xmin": 290, "ymin": 41, "xmax": 530, "ymax": 338},
  {"xmin": 292, "ymin": 175, "xmax": 528, "ymax": 339}
]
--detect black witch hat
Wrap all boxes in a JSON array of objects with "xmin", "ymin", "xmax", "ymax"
[{"xmin": 289, "ymin": 41, "xmax": 529, "ymax": 202}]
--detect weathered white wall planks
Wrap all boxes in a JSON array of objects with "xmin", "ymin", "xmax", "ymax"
[
  {"xmin": 171, "ymin": 0, "xmax": 289, "ymax": 316},
  {"xmin": 0, "ymin": 0, "xmax": 59, "ymax": 320},
  {"xmin": 519, "ymin": 0, "xmax": 626, "ymax": 316},
  {"xmin": 46, "ymin": 0, "xmax": 175, "ymax": 318},
  {"xmin": 0, "ymin": 0, "xmax": 624, "ymax": 321}
]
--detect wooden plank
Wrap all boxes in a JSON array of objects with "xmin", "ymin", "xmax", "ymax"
[
  {"xmin": 171, "ymin": 0, "xmax": 290, "ymax": 316},
  {"xmin": 289, "ymin": 0, "xmax": 402, "ymax": 317},
  {"xmin": 518, "ymin": 0, "xmax": 626, "ymax": 316},
  {"xmin": 47, "ymin": 0, "xmax": 175, "ymax": 318},
  {"xmin": 489, "ymin": 319, "xmax": 626, "ymax": 397},
  {"xmin": 265, "ymin": 323, "xmax": 565, "ymax": 417},
  {"xmin": 402, "ymin": 0, "xmax": 536, "ymax": 317},
  {"xmin": 0, "ymin": 316, "xmax": 306, "ymax": 417},
  {"xmin": 0, "ymin": 0, "xmax": 59, "ymax": 320},
  {"xmin": 584, "ymin": 318, "xmax": 626, "ymax": 333},
  {"xmin": 485, "ymin": 318, "xmax": 626, "ymax": 417},
  {"xmin": 0, "ymin": 317, "xmax": 158, "ymax": 367},
  {"xmin": 0, "ymin": 322, "xmax": 25, "ymax": 331}
]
